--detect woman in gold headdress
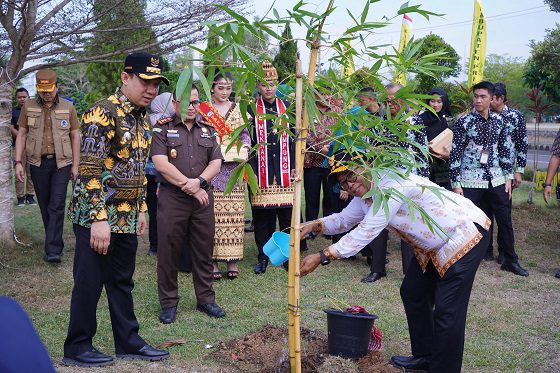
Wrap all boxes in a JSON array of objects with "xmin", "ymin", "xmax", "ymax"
[{"xmin": 198, "ymin": 71, "xmax": 250, "ymax": 280}]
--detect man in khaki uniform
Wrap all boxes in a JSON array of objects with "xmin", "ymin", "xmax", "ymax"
[
  {"xmin": 14, "ymin": 69, "xmax": 80, "ymax": 263},
  {"xmin": 11, "ymin": 87, "xmax": 36, "ymax": 206}
]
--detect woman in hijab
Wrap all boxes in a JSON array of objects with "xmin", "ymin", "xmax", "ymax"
[{"xmin": 420, "ymin": 88, "xmax": 452, "ymax": 189}]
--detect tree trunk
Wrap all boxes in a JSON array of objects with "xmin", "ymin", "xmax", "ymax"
[{"xmin": 0, "ymin": 72, "xmax": 16, "ymax": 246}]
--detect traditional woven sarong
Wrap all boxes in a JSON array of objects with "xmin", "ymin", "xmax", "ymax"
[
  {"xmin": 249, "ymin": 183, "xmax": 294, "ymax": 208},
  {"xmin": 212, "ymin": 185, "xmax": 246, "ymax": 262}
]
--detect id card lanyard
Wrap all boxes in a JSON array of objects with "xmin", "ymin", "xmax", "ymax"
[{"xmin": 479, "ymin": 114, "xmax": 491, "ymax": 166}]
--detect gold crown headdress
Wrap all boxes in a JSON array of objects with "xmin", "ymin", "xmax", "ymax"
[{"xmin": 262, "ymin": 60, "xmax": 278, "ymax": 82}]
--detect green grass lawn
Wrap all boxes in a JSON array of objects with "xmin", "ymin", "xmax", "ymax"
[{"xmin": 0, "ymin": 183, "xmax": 559, "ymax": 372}]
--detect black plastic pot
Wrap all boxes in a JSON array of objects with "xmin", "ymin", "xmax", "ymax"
[{"xmin": 324, "ymin": 308, "xmax": 378, "ymax": 358}]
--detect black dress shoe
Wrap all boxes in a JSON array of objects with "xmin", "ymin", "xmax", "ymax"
[
  {"xmin": 43, "ymin": 253, "xmax": 61, "ymax": 263},
  {"xmin": 497, "ymin": 253, "xmax": 504, "ymax": 264},
  {"xmin": 254, "ymin": 259, "xmax": 268, "ymax": 274},
  {"xmin": 147, "ymin": 247, "xmax": 157, "ymax": 256},
  {"xmin": 197, "ymin": 303, "xmax": 225, "ymax": 318},
  {"xmin": 244, "ymin": 222, "xmax": 255, "ymax": 232},
  {"xmin": 501, "ymin": 262, "xmax": 529, "ymax": 277},
  {"xmin": 62, "ymin": 348, "xmax": 114, "ymax": 367},
  {"xmin": 390, "ymin": 355, "xmax": 429, "ymax": 372},
  {"xmin": 159, "ymin": 306, "xmax": 177, "ymax": 324},
  {"xmin": 555, "ymin": 269, "xmax": 560, "ymax": 279},
  {"xmin": 117, "ymin": 344, "xmax": 170, "ymax": 361},
  {"xmin": 361, "ymin": 272, "xmax": 386, "ymax": 283}
]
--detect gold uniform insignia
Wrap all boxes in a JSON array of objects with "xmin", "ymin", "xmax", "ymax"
[{"xmin": 170, "ymin": 149, "xmax": 177, "ymax": 159}]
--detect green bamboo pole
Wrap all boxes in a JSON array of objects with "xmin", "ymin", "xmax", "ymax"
[{"xmin": 288, "ymin": 2, "xmax": 335, "ymax": 372}]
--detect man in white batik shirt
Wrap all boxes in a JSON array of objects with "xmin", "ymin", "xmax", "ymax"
[{"xmin": 300, "ymin": 152, "xmax": 491, "ymax": 373}]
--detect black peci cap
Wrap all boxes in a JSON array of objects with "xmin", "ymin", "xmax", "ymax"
[{"xmin": 124, "ymin": 52, "xmax": 169, "ymax": 84}]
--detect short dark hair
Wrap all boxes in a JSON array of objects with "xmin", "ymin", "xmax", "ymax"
[
  {"xmin": 493, "ymin": 82, "xmax": 507, "ymax": 100},
  {"xmin": 359, "ymin": 86, "xmax": 376, "ymax": 94},
  {"xmin": 471, "ymin": 81, "xmax": 495, "ymax": 96},
  {"xmin": 172, "ymin": 84, "xmax": 199, "ymax": 100},
  {"xmin": 15, "ymin": 87, "xmax": 29, "ymax": 95}
]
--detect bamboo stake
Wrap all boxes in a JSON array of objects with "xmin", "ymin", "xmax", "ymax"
[
  {"xmin": 288, "ymin": 2, "xmax": 335, "ymax": 372},
  {"xmin": 287, "ymin": 57, "xmax": 304, "ymax": 373}
]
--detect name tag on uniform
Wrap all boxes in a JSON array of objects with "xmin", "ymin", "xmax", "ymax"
[
  {"xmin": 480, "ymin": 149, "xmax": 489, "ymax": 165},
  {"xmin": 200, "ymin": 133, "xmax": 212, "ymax": 138},
  {"xmin": 167, "ymin": 130, "xmax": 179, "ymax": 138}
]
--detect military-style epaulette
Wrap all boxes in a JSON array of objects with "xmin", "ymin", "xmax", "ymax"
[{"xmin": 156, "ymin": 116, "xmax": 173, "ymax": 126}]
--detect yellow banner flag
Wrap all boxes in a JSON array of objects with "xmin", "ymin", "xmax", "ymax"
[
  {"xmin": 394, "ymin": 14, "xmax": 413, "ymax": 85},
  {"xmin": 468, "ymin": 0, "xmax": 487, "ymax": 88},
  {"xmin": 340, "ymin": 39, "xmax": 354, "ymax": 81}
]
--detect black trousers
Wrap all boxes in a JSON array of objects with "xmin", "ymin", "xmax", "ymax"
[
  {"xmin": 463, "ymin": 184, "xmax": 518, "ymax": 264},
  {"xmin": 304, "ymin": 167, "xmax": 333, "ymax": 221},
  {"xmin": 486, "ymin": 196, "xmax": 513, "ymax": 257},
  {"xmin": 400, "ymin": 224, "xmax": 490, "ymax": 373},
  {"xmin": 327, "ymin": 174, "xmax": 351, "ymax": 244},
  {"xmin": 252, "ymin": 207, "xmax": 307, "ymax": 261},
  {"xmin": 146, "ymin": 174, "xmax": 158, "ymax": 249},
  {"xmin": 64, "ymin": 224, "xmax": 145, "ymax": 357},
  {"xmin": 29, "ymin": 160, "xmax": 71, "ymax": 255}
]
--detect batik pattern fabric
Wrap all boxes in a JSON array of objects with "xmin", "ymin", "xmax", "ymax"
[
  {"xmin": 499, "ymin": 105, "xmax": 528, "ymax": 173},
  {"xmin": 449, "ymin": 111, "xmax": 513, "ymax": 189},
  {"xmin": 552, "ymin": 129, "xmax": 560, "ymax": 157},
  {"xmin": 68, "ymin": 90, "xmax": 151, "ymax": 233}
]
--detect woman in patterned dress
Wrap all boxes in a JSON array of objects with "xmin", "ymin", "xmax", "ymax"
[{"xmin": 199, "ymin": 72, "xmax": 250, "ymax": 280}]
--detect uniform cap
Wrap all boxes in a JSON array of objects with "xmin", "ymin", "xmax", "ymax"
[
  {"xmin": 124, "ymin": 52, "xmax": 169, "ymax": 85},
  {"xmin": 36, "ymin": 69, "xmax": 57, "ymax": 93}
]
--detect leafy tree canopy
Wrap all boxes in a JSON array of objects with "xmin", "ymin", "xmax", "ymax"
[
  {"xmin": 273, "ymin": 24, "xmax": 298, "ymax": 82},
  {"xmin": 483, "ymin": 54, "xmax": 531, "ymax": 110},
  {"xmin": 524, "ymin": 25, "xmax": 560, "ymax": 103},
  {"xmin": 412, "ymin": 33, "xmax": 460, "ymax": 94},
  {"xmin": 544, "ymin": 0, "xmax": 560, "ymax": 12}
]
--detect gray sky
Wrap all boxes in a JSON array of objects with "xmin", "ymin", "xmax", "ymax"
[{"xmin": 250, "ymin": 0, "xmax": 560, "ymax": 79}]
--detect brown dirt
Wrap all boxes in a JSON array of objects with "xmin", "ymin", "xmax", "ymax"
[{"xmin": 209, "ymin": 326, "xmax": 398, "ymax": 373}]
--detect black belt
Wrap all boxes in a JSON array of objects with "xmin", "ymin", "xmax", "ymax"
[{"xmin": 41, "ymin": 154, "xmax": 55, "ymax": 159}]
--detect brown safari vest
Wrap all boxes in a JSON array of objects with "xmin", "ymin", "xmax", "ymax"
[{"xmin": 24, "ymin": 98, "xmax": 74, "ymax": 169}]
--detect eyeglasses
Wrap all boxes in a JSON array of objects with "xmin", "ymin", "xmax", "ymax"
[
  {"xmin": 175, "ymin": 99, "xmax": 201, "ymax": 107},
  {"xmin": 338, "ymin": 173, "xmax": 358, "ymax": 191}
]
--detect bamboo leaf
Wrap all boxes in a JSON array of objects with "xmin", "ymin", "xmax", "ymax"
[
  {"xmin": 245, "ymin": 163, "xmax": 259, "ymax": 195},
  {"xmin": 192, "ymin": 65, "xmax": 212, "ymax": 101},
  {"xmin": 224, "ymin": 163, "xmax": 244, "ymax": 195}
]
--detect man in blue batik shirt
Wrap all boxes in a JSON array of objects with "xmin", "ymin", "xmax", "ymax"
[
  {"xmin": 486, "ymin": 82, "xmax": 529, "ymax": 263},
  {"xmin": 449, "ymin": 81, "xmax": 528, "ymax": 277}
]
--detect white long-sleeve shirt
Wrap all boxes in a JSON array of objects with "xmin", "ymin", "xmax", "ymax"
[{"xmin": 320, "ymin": 173, "xmax": 491, "ymax": 277}]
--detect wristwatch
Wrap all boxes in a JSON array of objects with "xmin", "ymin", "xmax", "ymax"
[
  {"xmin": 543, "ymin": 183, "xmax": 552, "ymax": 188},
  {"xmin": 198, "ymin": 176, "xmax": 209, "ymax": 189},
  {"xmin": 319, "ymin": 249, "xmax": 331, "ymax": 266}
]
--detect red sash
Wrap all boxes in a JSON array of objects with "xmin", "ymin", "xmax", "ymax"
[
  {"xmin": 198, "ymin": 101, "xmax": 231, "ymax": 140},
  {"xmin": 255, "ymin": 97, "xmax": 291, "ymax": 188}
]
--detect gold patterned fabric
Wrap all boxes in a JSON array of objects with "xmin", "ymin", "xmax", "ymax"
[
  {"xmin": 248, "ymin": 184, "xmax": 294, "ymax": 208},
  {"xmin": 212, "ymin": 186, "xmax": 245, "ymax": 261},
  {"xmin": 68, "ymin": 90, "xmax": 150, "ymax": 233}
]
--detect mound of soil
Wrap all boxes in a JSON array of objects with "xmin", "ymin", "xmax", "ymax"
[{"xmin": 209, "ymin": 326, "xmax": 396, "ymax": 372}]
